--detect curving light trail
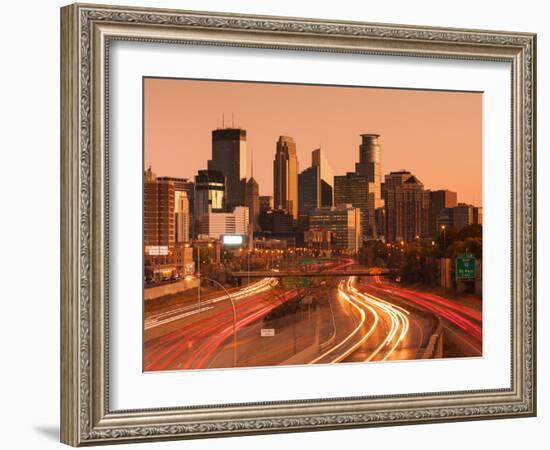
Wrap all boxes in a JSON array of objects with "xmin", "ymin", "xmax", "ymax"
[
  {"xmin": 144, "ymin": 286, "xmax": 298, "ymax": 371},
  {"xmin": 310, "ymin": 277, "xmax": 411, "ymax": 364},
  {"xmin": 308, "ymin": 278, "xmax": 377, "ymax": 364},
  {"xmin": 146, "ymin": 258, "xmax": 358, "ymax": 370},
  {"xmin": 347, "ymin": 282, "xmax": 410, "ymax": 361},
  {"xmin": 144, "ymin": 277, "xmax": 278, "ymax": 330},
  {"xmin": 365, "ymin": 279, "xmax": 481, "ymax": 343}
]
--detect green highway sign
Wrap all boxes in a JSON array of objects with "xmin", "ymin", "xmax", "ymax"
[
  {"xmin": 300, "ymin": 259, "xmax": 316, "ymax": 265},
  {"xmin": 456, "ymin": 253, "xmax": 476, "ymax": 280},
  {"xmin": 282, "ymin": 276, "xmax": 311, "ymax": 288}
]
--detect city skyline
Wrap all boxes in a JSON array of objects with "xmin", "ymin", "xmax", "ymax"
[
  {"xmin": 143, "ymin": 77, "xmax": 484, "ymax": 372},
  {"xmin": 144, "ymin": 78, "xmax": 482, "ymax": 205}
]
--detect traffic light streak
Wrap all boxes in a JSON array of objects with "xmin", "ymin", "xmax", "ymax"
[{"xmin": 310, "ymin": 277, "xmax": 411, "ymax": 364}]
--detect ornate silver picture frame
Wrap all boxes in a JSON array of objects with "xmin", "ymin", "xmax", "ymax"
[{"xmin": 60, "ymin": 3, "xmax": 536, "ymax": 446}]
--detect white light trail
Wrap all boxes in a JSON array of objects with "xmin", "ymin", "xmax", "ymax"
[
  {"xmin": 144, "ymin": 277, "xmax": 279, "ymax": 330},
  {"xmin": 348, "ymin": 283, "xmax": 410, "ymax": 361},
  {"xmin": 309, "ymin": 277, "xmax": 411, "ymax": 364}
]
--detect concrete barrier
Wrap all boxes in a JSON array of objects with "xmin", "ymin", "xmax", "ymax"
[
  {"xmin": 421, "ymin": 321, "xmax": 444, "ymax": 359},
  {"xmin": 144, "ymin": 278, "xmax": 199, "ymax": 301},
  {"xmin": 319, "ymin": 298, "xmax": 338, "ymax": 352},
  {"xmin": 281, "ymin": 314, "xmax": 322, "ymax": 365}
]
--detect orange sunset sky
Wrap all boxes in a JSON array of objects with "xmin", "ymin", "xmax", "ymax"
[{"xmin": 144, "ymin": 78, "xmax": 482, "ymax": 205}]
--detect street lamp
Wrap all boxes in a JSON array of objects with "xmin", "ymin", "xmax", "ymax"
[
  {"xmin": 201, "ymin": 276, "xmax": 238, "ymax": 367},
  {"xmin": 247, "ymin": 247, "xmax": 251, "ymax": 287},
  {"xmin": 192, "ymin": 244, "xmax": 202, "ymax": 313},
  {"xmin": 441, "ymin": 225, "xmax": 447, "ymax": 250}
]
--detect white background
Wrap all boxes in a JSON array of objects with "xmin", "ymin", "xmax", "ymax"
[
  {"xmin": 0, "ymin": 0, "xmax": 546, "ymax": 449},
  {"xmin": 111, "ymin": 42, "xmax": 511, "ymax": 409}
]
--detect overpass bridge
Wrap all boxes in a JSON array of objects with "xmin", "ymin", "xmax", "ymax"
[{"xmin": 230, "ymin": 268, "xmax": 397, "ymax": 279}]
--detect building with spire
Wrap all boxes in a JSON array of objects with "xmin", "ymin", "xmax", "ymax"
[
  {"xmin": 273, "ymin": 136, "xmax": 299, "ymax": 220},
  {"xmin": 244, "ymin": 151, "xmax": 260, "ymax": 232}
]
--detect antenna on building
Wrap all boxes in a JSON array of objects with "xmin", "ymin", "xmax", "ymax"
[
  {"xmin": 222, "ymin": 113, "xmax": 225, "ymax": 128},
  {"xmin": 232, "ymin": 112, "xmax": 235, "ymax": 128}
]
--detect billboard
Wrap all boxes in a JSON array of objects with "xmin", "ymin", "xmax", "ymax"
[{"xmin": 222, "ymin": 235, "xmax": 244, "ymax": 246}]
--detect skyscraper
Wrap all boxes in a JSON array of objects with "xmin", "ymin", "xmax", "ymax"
[
  {"xmin": 298, "ymin": 165, "xmax": 321, "ymax": 217},
  {"xmin": 194, "ymin": 169, "xmax": 225, "ymax": 225},
  {"xmin": 208, "ymin": 128, "xmax": 246, "ymax": 210},
  {"xmin": 259, "ymin": 195, "xmax": 273, "ymax": 213},
  {"xmin": 383, "ymin": 171, "xmax": 430, "ymax": 242},
  {"xmin": 356, "ymin": 134, "xmax": 382, "ymax": 184},
  {"xmin": 312, "ymin": 148, "xmax": 334, "ymax": 207},
  {"xmin": 334, "ymin": 172, "xmax": 374, "ymax": 237},
  {"xmin": 158, "ymin": 176, "xmax": 195, "ymax": 237},
  {"xmin": 144, "ymin": 167, "xmax": 175, "ymax": 249},
  {"xmin": 299, "ymin": 148, "xmax": 335, "ymax": 218},
  {"xmin": 333, "ymin": 134, "xmax": 384, "ymax": 239},
  {"xmin": 309, "ymin": 205, "xmax": 361, "ymax": 252},
  {"xmin": 384, "ymin": 170, "xmax": 412, "ymax": 191},
  {"xmin": 356, "ymin": 133, "xmax": 384, "ymax": 219},
  {"xmin": 452, "ymin": 203, "xmax": 475, "ymax": 230},
  {"xmin": 174, "ymin": 190, "xmax": 190, "ymax": 243},
  {"xmin": 244, "ymin": 177, "xmax": 260, "ymax": 232},
  {"xmin": 273, "ymin": 136, "xmax": 299, "ymax": 220},
  {"xmin": 436, "ymin": 203, "xmax": 482, "ymax": 232},
  {"xmin": 429, "ymin": 190, "xmax": 458, "ymax": 236},
  {"xmin": 143, "ymin": 168, "xmax": 194, "ymax": 280}
]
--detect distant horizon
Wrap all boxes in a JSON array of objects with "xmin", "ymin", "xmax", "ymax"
[{"xmin": 144, "ymin": 78, "xmax": 482, "ymax": 205}]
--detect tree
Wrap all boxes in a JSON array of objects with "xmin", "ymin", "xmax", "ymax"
[
  {"xmin": 401, "ymin": 251, "xmax": 423, "ymax": 284},
  {"xmin": 457, "ymin": 224, "xmax": 482, "ymax": 240}
]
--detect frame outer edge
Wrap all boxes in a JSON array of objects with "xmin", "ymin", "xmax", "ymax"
[
  {"xmin": 61, "ymin": 4, "xmax": 81, "ymax": 447},
  {"xmin": 61, "ymin": 2, "xmax": 537, "ymax": 445},
  {"xmin": 527, "ymin": 33, "xmax": 536, "ymax": 416},
  {"xmin": 532, "ymin": 33, "xmax": 537, "ymax": 417}
]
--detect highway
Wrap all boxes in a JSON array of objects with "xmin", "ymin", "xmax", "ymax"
[
  {"xmin": 144, "ymin": 260, "xmax": 482, "ymax": 371},
  {"xmin": 357, "ymin": 276, "xmax": 482, "ymax": 357},
  {"xmin": 144, "ymin": 259, "xmax": 354, "ymax": 371},
  {"xmin": 143, "ymin": 278, "xmax": 301, "ymax": 371}
]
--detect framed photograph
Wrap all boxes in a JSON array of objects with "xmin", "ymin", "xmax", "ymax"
[{"xmin": 60, "ymin": 3, "xmax": 536, "ymax": 446}]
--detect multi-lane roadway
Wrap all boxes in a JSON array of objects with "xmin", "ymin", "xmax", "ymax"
[{"xmin": 144, "ymin": 260, "xmax": 482, "ymax": 371}]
